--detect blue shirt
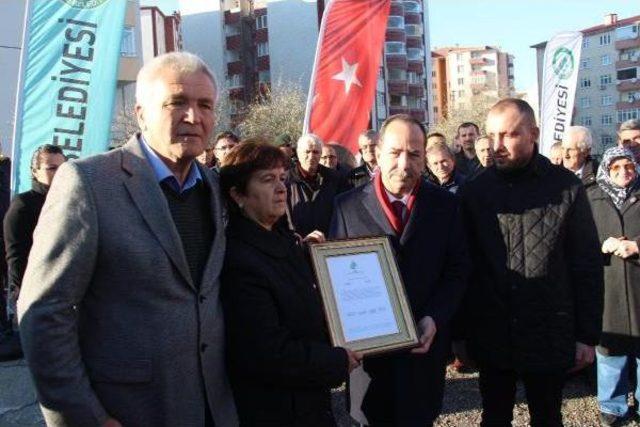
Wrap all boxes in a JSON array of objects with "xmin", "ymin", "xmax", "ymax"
[{"xmin": 139, "ymin": 136, "xmax": 202, "ymax": 194}]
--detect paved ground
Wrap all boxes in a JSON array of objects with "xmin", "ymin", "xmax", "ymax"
[{"xmin": 0, "ymin": 359, "xmax": 43, "ymax": 427}]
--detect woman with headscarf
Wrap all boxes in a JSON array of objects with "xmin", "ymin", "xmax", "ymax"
[{"xmin": 587, "ymin": 146, "xmax": 640, "ymax": 426}]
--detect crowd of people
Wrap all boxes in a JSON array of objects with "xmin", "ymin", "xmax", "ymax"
[{"xmin": 2, "ymin": 51, "xmax": 640, "ymax": 427}]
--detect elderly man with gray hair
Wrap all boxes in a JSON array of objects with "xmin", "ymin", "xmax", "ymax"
[
  {"xmin": 562, "ymin": 125, "xmax": 599, "ymax": 188},
  {"xmin": 618, "ymin": 119, "xmax": 640, "ymax": 163},
  {"xmin": 18, "ymin": 52, "xmax": 237, "ymax": 427},
  {"xmin": 286, "ymin": 134, "xmax": 348, "ymax": 236}
]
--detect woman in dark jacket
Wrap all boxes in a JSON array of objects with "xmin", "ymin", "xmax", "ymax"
[
  {"xmin": 587, "ymin": 146, "xmax": 640, "ymax": 425},
  {"xmin": 219, "ymin": 141, "xmax": 361, "ymax": 426}
]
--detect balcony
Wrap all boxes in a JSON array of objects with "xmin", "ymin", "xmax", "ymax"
[
  {"xmin": 224, "ymin": 11, "xmax": 240, "ymax": 25},
  {"xmin": 386, "ymin": 54, "xmax": 408, "ymax": 69},
  {"xmin": 409, "ymin": 108, "xmax": 425, "ymax": 122},
  {"xmin": 255, "ymin": 28, "xmax": 268, "ymax": 43},
  {"xmin": 617, "ymin": 80, "xmax": 640, "ymax": 92},
  {"xmin": 388, "ymin": 81, "xmax": 409, "ymax": 95},
  {"xmin": 227, "ymin": 60, "xmax": 243, "ymax": 75},
  {"xmin": 386, "ymin": 28, "xmax": 406, "ymax": 43},
  {"xmin": 470, "ymin": 57, "xmax": 487, "ymax": 66},
  {"xmin": 226, "ymin": 35, "xmax": 241, "ymax": 50},
  {"xmin": 404, "ymin": 12, "xmax": 421, "ymax": 25},
  {"xmin": 406, "ymin": 37, "xmax": 422, "ymax": 49},
  {"xmin": 408, "ymin": 84, "xmax": 424, "ymax": 97},
  {"xmin": 616, "ymin": 58, "xmax": 640, "ymax": 69},
  {"xmin": 390, "ymin": 2, "xmax": 404, "ymax": 15},
  {"xmin": 389, "ymin": 106, "xmax": 408, "ymax": 115},
  {"xmin": 407, "ymin": 60, "xmax": 423, "ymax": 74},
  {"xmin": 615, "ymin": 37, "xmax": 640, "ymax": 50},
  {"xmin": 229, "ymin": 87, "xmax": 245, "ymax": 100},
  {"xmin": 257, "ymin": 56, "xmax": 270, "ymax": 71},
  {"xmin": 617, "ymin": 100, "xmax": 640, "ymax": 110}
]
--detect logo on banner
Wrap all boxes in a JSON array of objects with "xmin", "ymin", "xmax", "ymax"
[
  {"xmin": 552, "ymin": 47, "xmax": 574, "ymax": 80},
  {"xmin": 61, "ymin": 0, "xmax": 108, "ymax": 8}
]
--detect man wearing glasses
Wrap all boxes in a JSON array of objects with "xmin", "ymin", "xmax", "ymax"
[
  {"xmin": 213, "ymin": 131, "xmax": 240, "ymax": 167},
  {"xmin": 618, "ymin": 119, "xmax": 640, "ymax": 163}
]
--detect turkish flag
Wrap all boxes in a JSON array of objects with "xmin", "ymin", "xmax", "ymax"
[{"xmin": 304, "ymin": 0, "xmax": 391, "ymax": 154}]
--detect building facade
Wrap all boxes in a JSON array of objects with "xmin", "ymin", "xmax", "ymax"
[
  {"xmin": 533, "ymin": 13, "xmax": 640, "ymax": 155},
  {"xmin": 432, "ymin": 45, "xmax": 515, "ymax": 113},
  {"xmin": 180, "ymin": 0, "xmax": 434, "ymax": 131},
  {"xmin": 140, "ymin": 6, "xmax": 183, "ymax": 65}
]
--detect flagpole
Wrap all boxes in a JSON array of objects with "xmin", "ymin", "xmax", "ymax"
[
  {"xmin": 10, "ymin": 0, "xmax": 34, "ymax": 197},
  {"xmin": 303, "ymin": 0, "xmax": 335, "ymax": 134}
]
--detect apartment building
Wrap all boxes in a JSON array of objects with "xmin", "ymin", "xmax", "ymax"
[
  {"xmin": 432, "ymin": 45, "xmax": 515, "ymax": 113},
  {"xmin": 430, "ymin": 51, "xmax": 448, "ymax": 123},
  {"xmin": 140, "ymin": 6, "xmax": 183, "ymax": 65},
  {"xmin": 533, "ymin": 13, "xmax": 640, "ymax": 155},
  {"xmin": 181, "ymin": 0, "xmax": 434, "ymax": 130}
]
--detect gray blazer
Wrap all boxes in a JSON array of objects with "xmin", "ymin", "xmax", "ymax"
[{"xmin": 17, "ymin": 136, "xmax": 238, "ymax": 427}]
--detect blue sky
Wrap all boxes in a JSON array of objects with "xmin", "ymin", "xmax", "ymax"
[{"xmin": 144, "ymin": 0, "xmax": 639, "ymax": 91}]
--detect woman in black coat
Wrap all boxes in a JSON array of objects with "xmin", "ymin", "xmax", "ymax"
[
  {"xmin": 587, "ymin": 146, "xmax": 640, "ymax": 425},
  {"xmin": 219, "ymin": 141, "xmax": 361, "ymax": 427}
]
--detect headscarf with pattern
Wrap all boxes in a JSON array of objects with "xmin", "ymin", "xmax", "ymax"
[{"xmin": 596, "ymin": 146, "xmax": 640, "ymax": 209}]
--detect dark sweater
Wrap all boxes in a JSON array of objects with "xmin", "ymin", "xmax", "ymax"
[{"xmin": 160, "ymin": 180, "xmax": 213, "ymax": 287}]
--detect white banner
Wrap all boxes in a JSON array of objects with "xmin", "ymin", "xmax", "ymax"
[{"xmin": 540, "ymin": 32, "xmax": 583, "ymax": 156}]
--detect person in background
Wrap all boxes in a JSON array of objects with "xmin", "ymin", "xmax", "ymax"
[
  {"xmin": 455, "ymin": 122, "xmax": 481, "ymax": 176},
  {"xmin": 320, "ymin": 144, "xmax": 339, "ymax": 170},
  {"xmin": 220, "ymin": 141, "xmax": 360, "ymax": 426},
  {"xmin": 326, "ymin": 142, "xmax": 356, "ymax": 179},
  {"xmin": 197, "ymin": 141, "xmax": 216, "ymax": 169},
  {"xmin": 426, "ymin": 132, "xmax": 447, "ymax": 149},
  {"xmin": 562, "ymin": 126, "xmax": 598, "ymax": 188},
  {"xmin": 548, "ymin": 141, "xmax": 563, "ymax": 166},
  {"xmin": 617, "ymin": 119, "xmax": 640, "ymax": 164},
  {"xmin": 425, "ymin": 143, "xmax": 466, "ymax": 194},
  {"xmin": 213, "ymin": 131, "xmax": 240, "ymax": 168},
  {"xmin": 273, "ymin": 133, "xmax": 296, "ymax": 169},
  {"xmin": 4, "ymin": 145, "xmax": 66, "ymax": 304},
  {"xmin": 587, "ymin": 146, "xmax": 640, "ymax": 426},
  {"xmin": 348, "ymin": 130, "xmax": 379, "ymax": 188},
  {"xmin": 466, "ymin": 136, "xmax": 494, "ymax": 180}
]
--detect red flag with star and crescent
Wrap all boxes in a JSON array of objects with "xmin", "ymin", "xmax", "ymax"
[{"xmin": 303, "ymin": 0, "xmax": 391, "ymax": 154}]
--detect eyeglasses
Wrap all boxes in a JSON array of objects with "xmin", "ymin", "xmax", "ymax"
[
  {"xmin": 610, "ymin": 163, "xmax": 636, "ymax": 173},
  {"xmin": 620, "ymin": 137, "xmax": 640, "ymax": 146}
]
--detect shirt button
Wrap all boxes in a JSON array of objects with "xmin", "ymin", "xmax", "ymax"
[{"xmin": 201, "ymin": 343, "xmax": 208, "ymax": 353}]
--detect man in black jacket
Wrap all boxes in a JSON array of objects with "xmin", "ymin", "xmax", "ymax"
[
  {"xmin": 562, "ymin": 125, "xmax": 598, "ymax": 188},
  {"xmin": 459, "ymin": 99, "xmax": 603, "ymax": 427},
  {"xmin": 348, "ymin": 130, "xmax": 378, "ymax": 188}
]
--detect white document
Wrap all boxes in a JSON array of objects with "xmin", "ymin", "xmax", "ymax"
[{"xmin": 326, "ymin": 252, "xmax": 399, "ymax": 342}]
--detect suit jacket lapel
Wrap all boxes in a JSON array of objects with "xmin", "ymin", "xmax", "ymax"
[
  {"xmin": 199, "ymin": 165, "xmax": 225, "ymax": 293},
  {"xmin": 362, "ymin": 184, "xmax": 396, "ymax": 236},
  {"xmin": 120, "ymin": 136, "xmax": 195, "ymax": 290}
]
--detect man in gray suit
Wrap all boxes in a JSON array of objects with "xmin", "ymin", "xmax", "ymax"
[{"xmin": 17, "ymin": 52, "xmax": 237, "ymax": 426}]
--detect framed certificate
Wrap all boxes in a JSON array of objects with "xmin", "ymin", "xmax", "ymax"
[{"xmin": 309, "ymin": 236, "xmax": 419, "ymax": 356}]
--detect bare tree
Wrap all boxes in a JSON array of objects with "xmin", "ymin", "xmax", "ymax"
[
  {"xmin": 238, "ymin": 81, "xmax": 306, "ymax": 142},
  {"xmin": 110, "ymin": 108, "xmax": 139, "ymax": 149},
  {"xmin": 431, "ymin": 93, "xmax": 499, "ymax": 141}
]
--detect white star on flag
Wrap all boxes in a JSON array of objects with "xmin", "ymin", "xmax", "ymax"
[{"xmin": 332, "ymin": 57, "xmax": 363, "ymax": 94}]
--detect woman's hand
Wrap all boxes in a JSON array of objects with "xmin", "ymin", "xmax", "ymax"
[
  {"xmin": 614, "ymin": 240, "xmax": 639, "ymax": 259},
  {"xmin": 602, "ymin": 237, "xmax": 622, "ymax": 254},
  {"xmin": 302, "ymin": 230, "xmax": 326, "ymax": 244},
  {"xmin": 345, "ymin": 349, "xmax": 363, "ymax": 373}
]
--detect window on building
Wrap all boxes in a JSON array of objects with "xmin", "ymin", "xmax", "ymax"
[
  {"xmin": 255, "ymin": 14, "xmax": 267, "ymax": 30},
  {"xmin": 407, "ymin": 48, "xmax": 423, "ymax": 61},
  {"xmin": 121, "ymin": 26, "xmax": 136, "ymax": 57},
  {"xmin": 599, "ymin": 33, "xmax": 611, "ymax": 45},
  {"xmin": 385, "ymin": 41, "xmax": 406, "ymax": 54},
  {"xmin": 582, "ymin": 37, "xmax": 590, "ymax": 48},
  {"xmin": 257, "ymin": 42, "xmax": 269, "ymax": 57},
  {"xmin": 601, "ymin": 54, "xmax": 612, "ymax": 66},
  {"xmin": 405, "ymin": 24, "xmax": 422, "ymax": 37},
  {"xmin": 580, "ymin": 97, "xmax": 591, "ymax": 108},
  {"xmin": 227, "ymin": 74, "xmax": 242, "ymax": 88},
  {"xmin": 407, "ymin": 71, "xmax": 419, "ymax": 84},
  {"xmin": 406, "ymin": 96, "xmax": 420, "ymax": 108},
  {"xmin": 458, "ymin": 77, "xmax": 464, "ymax": 85},
  {"xmin": 388, "ymin": 68, "xmax": 407, "ymax": 81},
  {"xmin": 601, "ymin": 95, "xmax": 613, "ymax": 106},
  {"xmin": 618, "ymin": 68, "xmax": 638, "ymax": 81},
  {"xmin": 457, "ymin": 65, "xmax": 464, "ymax": 73},
  {"xmin": 258, "ymin": 71, "xmax": 270, "ymax": 83},
  {"xmin": 459, "ymin": 89, "xmax": 466, "ymax": 98},
  {"xmin": 618, "ymin": 108, "xmax": 640, "ymax": 123},
  {"xmin": 628, "ymin": 91, "xmax": 640, "ymax": 102},
  {"xmin": 388, "ymin": 16, "xmax": 405, "ymax": 29},
  {"xmin": 615, "ymin": 24, "xmax": 639, "ymax": 41},
  {"xmin": 403, "ymin": 1, "xmax": 421, "ymax": 13},
  {"xmin": 600, "ymin": 74, "xmax": 612, "ymax": 85},
  {"xmin": 456, "ymin": 53, "xmax": 463, "ymax": 61},
  {"xmin": 471, "ymin": 51, "xmax": 481, "ymax": 58},
  {"xmin": 580, "ymin": 116, "xmax": 592, "ymax": 126},
  {"xmin": 434, "ymin": 106, "xmax": 439, "ymax": 114},
  {"xmin": 390, "ymin": 94, "xmax": 407, "ymax": 106},
  {"xmin": 601, "ymin": 134, "xmax": 614, "ymax": 147},
  {"xmin": 620, "ymin": 49, "xmax": 640, "ymax": 61},
  {"xmin": 580, "ymin": 77, "xmax": 591, "ymax": 88},
  {"xmin": 580, "ymin": 58, "xmax": 590, "ymax": 69},
  {"xmin": 602, "ymin": 115, "xmax": 613, "ymax": 125}
]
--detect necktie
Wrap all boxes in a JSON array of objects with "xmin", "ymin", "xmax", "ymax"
[{"xmin": 391, "ymin": 200, "xmax": 406, "ymax": 225}]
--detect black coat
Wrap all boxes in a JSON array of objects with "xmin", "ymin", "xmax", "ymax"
[
  {"xmin": 460, "ymin": 154, "xmax": 604, "ymax": 373},
  {"xmin": 580, "ymin": 157, "xmax": 599, "ymax": 189},
  {"xmin": 3, "ymin": 181, "xmax": 48, "ymax": 291},
  {"xmin": 221, "ymin": 214, "xmax": 348, "ymax": 427},
  {"xmin": 330, "ymin": 179, "xmax": 469, "ymax": 424},
  {"xmin": 587, "ymin": 184, "xmax": 640, "ymax": 355},
  {"xmin": 347, "ymin": 164, "xmax": 374, "ymax": 189},
  {"xmin": 286, "ymin": 164, "xmax": 349, "ymax": 236}
]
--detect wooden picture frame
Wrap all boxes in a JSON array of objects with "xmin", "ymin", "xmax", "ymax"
[{"xmin": 309, "ymin": 236, "xmax": 419, "ymax": 356}]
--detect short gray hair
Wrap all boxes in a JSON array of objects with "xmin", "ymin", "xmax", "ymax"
[
  {"xmin": 296, "ymin": 133, "xmax": 323, "ymax": 152},
  {"xmin": 619, "ymin": 119, "xmax": 640, "ymax": 133},
  {"xmin": 425, "ymin": 142, "xmax": 454, "ymax": 159},
  {"xmin": 563, "ymin": 126, "xmax": 592, "ymax": 151},
  {"xmin": 135, "ymin": 52, "xmax": 218, "ymax": 105}
]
